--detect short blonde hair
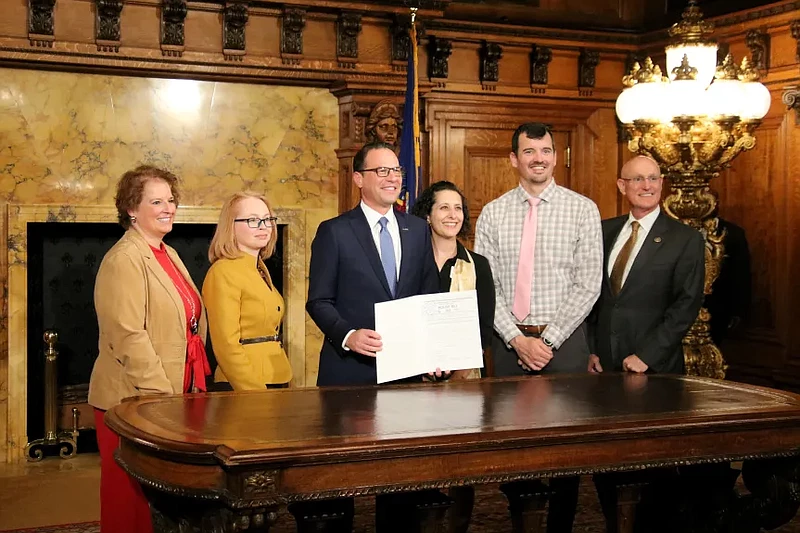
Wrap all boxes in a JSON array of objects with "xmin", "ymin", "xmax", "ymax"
[{"xmin": 208, "ymin": 191, "xmax": 278, "ymax": 264}]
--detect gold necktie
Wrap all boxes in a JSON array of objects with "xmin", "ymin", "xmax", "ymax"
[{"xmin": 610, "ymin": 221, "xmax": 640, "ymax": 295}]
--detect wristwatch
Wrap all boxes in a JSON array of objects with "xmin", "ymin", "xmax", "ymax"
[{"xmin": 541, "ymin": 337, "xmax": 554, "ymax": 348}]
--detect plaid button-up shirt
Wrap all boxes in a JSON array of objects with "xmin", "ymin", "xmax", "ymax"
[{"xmin": 474, "ymin": 181, "xmax": 603, "ymax": 348}]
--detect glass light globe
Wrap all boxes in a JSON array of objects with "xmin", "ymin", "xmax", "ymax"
[
  {"xmin": 739, "ymin": 81, "xmax": 771, "ymax": 119},
  {"xmin": 666, "ymin": 43, "xmax": 718, "ymax": 88},
  {"xmin": 635, "ymin": 81, "xmax": 671, "ymax": 123},
  {"xmin": 615, "ymin": 86, "xmax": 639, "ymax": 124},
  {"xmin": 705, "ymin": 79, "xmax": 745, "ymax": 118},
  {"xmin": 666, "ymin": 78, "xmax": 706, "ymax": 118}
]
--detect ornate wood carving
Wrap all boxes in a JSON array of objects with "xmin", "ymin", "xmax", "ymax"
[
  {"xmin": 480, "ymin": 41, "xmax": 502, "ymax": 88},
  {"xmin": 791, "ymin": 20, "xmax": 800, "ymax": 63},
  {"xmin": 390, "ymin": 14, "xmax": 412, "ymax": 71},
  {"xmin": 223, "ymin": 2, "xmax": 249, "ymax": 61},
  {"xmin": 336, "ymin": 12, "xmax": 361, "ymax": 69},
  {"xmin": 160, "ymin": 0, "xmax": 186, "ymax": 57},
  {"xmin": 243, "ymin": 470, "xmax": 279, "ymax": 496},
  {"xmin": 28, "ymin": 0, "xmax": 56, "ymax": 47},
  {"xmin": 280, "ymin": 8, "xmax": 305, "ymax": 65},
  {"xmin": 428, "ymin": 36, "xmax": 452, "ymax": 83},
  {"xmin": 783, "ymin": 87, "xmax": 800, "ymax": 125},
  {"xmin": 578, "ymin": 48, "xmax": 600, "ymax": 89},
  {"xmin": 745, "ymin": 28, "xmax": 770, "ymax": 74},
  {"xmin": 95, "ymin": 0, "xmax": 123, "ymax": 53},
  {"xmin": 529, "ymin": 44, "xmax": 552, "ymax": 91}
]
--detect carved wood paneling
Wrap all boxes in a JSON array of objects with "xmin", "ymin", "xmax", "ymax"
[
  {"xmin": 791, "ymin": 20, "xmax": 800, "ymax": 63},
  {"xmin": 428, "ymin": 36, "xmax": 452, "ymax": 83},
  {"xmin": 95, "ymin": 0, "xmax": 123, "ymax": 52},
  {"xmin": 480, "ymin": 42, "xmax": 502, "ymax": 87},
  {"xmin": 223, "ymin": 2, "xmax": 249, "ymax": 60},
  {"xmin": 28, "ymin": 0, "xmax": 56, "ymax": 47},
  {"xmin": 281, "ymin": 8, "xmax": 306, "ymax": 65},
  {"xmin": 530, "ymin": 44, "xmax": 552, "ymax": 90},
  {"xmin": 578, "ymin": 48, "xmax": 600, "ymax": 89},
  {"xmin": 336, "ymin": 12, "xmax": 361, "ymax": 69},
  {"xmin": 160, "ymin": 0, "xmax": 187, "ymax": 57},
  {"xmin": 745, "ymin": 28, "xmax": 770, "ymax": 74}
]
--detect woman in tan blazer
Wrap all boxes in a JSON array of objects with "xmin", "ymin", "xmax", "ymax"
[
  {"xmin": 203, "ymin": 191, "xmax": 292, "ymax": 391},
  {"xmin": 89, "ymin": 165, "xmax": 209, "ymax": 533}
]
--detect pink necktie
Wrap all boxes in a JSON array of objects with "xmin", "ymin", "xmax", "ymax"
[{"xmin": 513, "ymin": 197, "xmax": 541, "ymax": 322}]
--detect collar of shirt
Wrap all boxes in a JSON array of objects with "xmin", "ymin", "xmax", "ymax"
[
  {"xmin": 627, "ymin": 205, "xmax": 660, "ymax": 233},
  {"xmin": 360, "ymin": 201, "xmax": 398, "ymax": 231},
  {"xmin": 514, "ymin": 178, "xmax": 558, "ymax": 205}
]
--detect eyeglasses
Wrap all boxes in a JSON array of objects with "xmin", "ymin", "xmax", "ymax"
[
  {"xmin": 621, "ymin": 176, "xmax": 662, "ymax": 184},
  {"xmin": 359, "ymin": 166, "xmax": 405, "ymax": 178},
  {"xmin": 235, "ymin": 217, "xmax": 278, "ymax": 229}
]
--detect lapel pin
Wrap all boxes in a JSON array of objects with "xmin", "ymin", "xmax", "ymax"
[{"xmin": 654, "ymin": 237, "xmax": 662, "ymax": 243}]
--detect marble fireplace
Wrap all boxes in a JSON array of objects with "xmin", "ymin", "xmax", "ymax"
[{"xmin": 5, "ymin": 204, "xmax": 307, "ymax": 461}]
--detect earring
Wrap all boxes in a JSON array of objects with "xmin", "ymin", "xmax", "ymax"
[{"xmin": 130, "ymin": 215, "xmax": 137, "ymax": 224}]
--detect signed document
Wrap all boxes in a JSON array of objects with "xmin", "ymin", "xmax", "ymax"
[{"xmin": 374, "ymin": 290, "xmax": 483, "ymax": 384}]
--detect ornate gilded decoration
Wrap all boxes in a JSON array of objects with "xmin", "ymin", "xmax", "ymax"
[
  {"xmin": 745, "ymin": 28, "xmax": 770, "ymax": 74},
  {"xmin": 280, "ymin": 8, "xmax": 305, "ymax": 65},
  {"xmin": 336, "ymin": 12, "xmax": 362, "ymax": 68},
  {"xmin": 791, "ymin": 20, "xmax": 800, "ymax": 63},
  {"xmin": 716, "ymin": 41, "xmax": 730, "ymax": 66},
  {"xmin": 160, "ymin": 0, "xmax": 187, "ymax": 57},
  {"xmin": 668, "ymin": 0, "xmax": 714, "ymax": 43},
  {"xmin": 530, "ymin": 44, "xmax": 552, "ymax": 90},
  {"xmin": 428, "ymin": 36, "xmax": 452, "ymax": 81},
  {"xmin": 578, "ymin": 48, "xmax": 600, "ymax": 88},
  {"xmin": 95, "ymin": 0, "xmax": 123, "ymax": 52},
  {"xmin": 480, "ymin": 41, "xmax": 502, "ymax": 85},
  {"xmin": 28, "ymin": 0, "xmax": 56, "ymax": 47},
  {"xmin": 223, "ymin": 2, "xmax": 248, "ymax": 60},
  {"xmin": 784, "ymin": 86, "xmax": 800, "ymax": 125},
  {"xmin": 243, "ymin": 470, "xmax": 278, "ymax": 496}
]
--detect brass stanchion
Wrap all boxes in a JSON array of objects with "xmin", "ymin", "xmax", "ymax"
[{"xmin": 24, "ymin": 331, "xmax": 79, "ymax": 461}]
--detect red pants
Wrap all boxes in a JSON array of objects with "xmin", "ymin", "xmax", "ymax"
[{"xmin": 95, "ymin": 408, "xmax": 154, "ymax": 533}]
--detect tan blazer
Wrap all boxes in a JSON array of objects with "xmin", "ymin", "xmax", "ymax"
[
  {"xmin": 202, "ymin": 254, "xmax": 292, "ymax": 390},
  {"xmin": 88, "ymin": 229, "xmax": 207, "ymax": 410}
]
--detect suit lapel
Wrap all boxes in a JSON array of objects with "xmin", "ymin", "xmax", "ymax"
[
  {"xmin": 347, "ymin": 208, "xmax": 393, "ymax": 298},
  {"xmin": 619, "ymin": 211, "xmax": 670, "ymax": 297},
  {"xmin": 127, "ymin": 230, "xmax": 187, "ymax": 324},
  {"xmin": 395, "ymin": 210, "xmax": 410, "ymax": 296}
]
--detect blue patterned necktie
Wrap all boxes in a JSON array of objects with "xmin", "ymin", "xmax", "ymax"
[{"xmin": 378, "ymin": 217, "xmax": 397, "ymax": 297}]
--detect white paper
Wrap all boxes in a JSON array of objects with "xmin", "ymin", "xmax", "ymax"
[{"xmin": 374, "ymin": 290, "xmax": 483, "ymax": 384}]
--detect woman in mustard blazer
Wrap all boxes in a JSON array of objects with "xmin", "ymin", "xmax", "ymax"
[
  {"xmin": 203, "ymin": 191, "xmax": 292, "ymax": 390},
  {"xmin": 89, "ymin": 165, "xmax": 209, "ymax": 533}
]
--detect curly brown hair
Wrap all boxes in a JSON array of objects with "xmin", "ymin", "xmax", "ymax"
[{"xmin": 115, "ymin": 165, "xmax": 181, "ymax": 229}]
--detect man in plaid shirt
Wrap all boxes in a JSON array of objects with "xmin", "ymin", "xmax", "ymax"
[
  {"xmin": 475, "ymin": 122, "xmax": 603, "ymax": 533},
  {"xmin": 475, "ymin": 122, "xmax": 602, "ymax": 376}
]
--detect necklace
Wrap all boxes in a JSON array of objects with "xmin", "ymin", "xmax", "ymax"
[{"xmin": 163, "ymin": 254, "xmax": 199, "ymax": 335}]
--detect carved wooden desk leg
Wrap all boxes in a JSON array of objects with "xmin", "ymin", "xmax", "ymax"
[
  {"xmin": 376, "ymin": 490, "xmax": 454, "ymax": 533},
  {"xmin": 287, "ymin": 497, "xmax": 355, "ymax": 533},
  {"xmin": 149, "ymin": 498, "xmax": 279, "ymax": 533},
  {"xmin": 500, "ymin": 480, "xmax": 551, "ymax": 533},
  {"xmin": 615, "ymin": 483, "xmax": 644, "ymax": 533}
]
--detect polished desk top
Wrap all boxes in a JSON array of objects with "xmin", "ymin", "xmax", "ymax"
[{"xmin": 108, "ymin": 374, "xmax": 800, "ymax": 474}]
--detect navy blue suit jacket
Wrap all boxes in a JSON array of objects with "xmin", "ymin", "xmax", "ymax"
[{"xmin": 306, "ymin": 206, "xmax": 439, "ymax": 386}]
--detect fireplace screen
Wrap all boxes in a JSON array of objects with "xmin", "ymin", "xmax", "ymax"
[{"xmin": 26, "ymin": 222, "xmax": 284, "ymax": 448}]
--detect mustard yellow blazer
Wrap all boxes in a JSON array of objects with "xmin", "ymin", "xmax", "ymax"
[
  {"xmin": 202, "ymin": 254, "xmax": 292, "ymax": 390},
  {"xmin": 88, "ymin": 229, "xmax": 207, "ymax": 410}
]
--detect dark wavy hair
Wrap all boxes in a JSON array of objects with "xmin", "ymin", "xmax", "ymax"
[
  {"xmin": 411, "ymin": 181, "xmax": 471, "ymax": 238},
  {"xmin": 511, "ymin": 122, "xmax": 554, "ymax": 154}
]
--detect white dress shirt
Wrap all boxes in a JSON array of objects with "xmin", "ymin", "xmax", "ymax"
[
  {"xmin": 360, "ymin": 201, "xmax": 402, "ymax": 278},
  {"xmin": 607, "ymin": 206, "xmax": 661, "ymax": 288}
]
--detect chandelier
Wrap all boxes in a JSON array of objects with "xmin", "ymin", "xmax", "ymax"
[{"xmin": 615, "ymin": 0, "xmax": 771, "ymax": 379}]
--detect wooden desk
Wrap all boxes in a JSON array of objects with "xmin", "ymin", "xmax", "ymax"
[{"xmin": 106, "ymin": 374, "xmax": 800, "ymax": 533}]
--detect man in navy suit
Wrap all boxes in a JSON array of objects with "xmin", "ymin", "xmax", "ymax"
[
  {"xmin": 307, "ymin": 142, "xmax": 439, "ymax": 386},
  {"xmin": 588, "ymin": 155, "xmax": 705, "ymax": 375}
]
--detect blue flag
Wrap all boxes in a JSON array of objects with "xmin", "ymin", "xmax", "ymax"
[{"xmin": 398, "ymin": 20, "xmax": 420, "ymax": 213}]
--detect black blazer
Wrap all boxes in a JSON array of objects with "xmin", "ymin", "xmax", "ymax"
[
  {"xmin": 588, "ymin": 211, "xmax": 705, "ymax": 374},
  {"xmin": 705, "ymin": 218, "xmax": 751, "ymax": 345},
  {"xmin": 306, "ymin": 206, "xmax": 439, "ymax": 386}
]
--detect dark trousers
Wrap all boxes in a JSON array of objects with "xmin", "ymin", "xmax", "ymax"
[
  {"xmin": 491, "ymin": 324, "xmax": 591, "ymax": 376},
  {"xmin": 208, "ymin": 381, "xmax": 288, "ymax": 391}
]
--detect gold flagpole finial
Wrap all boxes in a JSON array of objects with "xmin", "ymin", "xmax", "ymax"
[{"xmin": 410, "ymin": 6, "xmax": 417, "ymax": 24}]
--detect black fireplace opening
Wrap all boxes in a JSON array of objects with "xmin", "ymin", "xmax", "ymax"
[{"xmin": 26, "ymin": 221, "xmax": 285, "ymax": 451}]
